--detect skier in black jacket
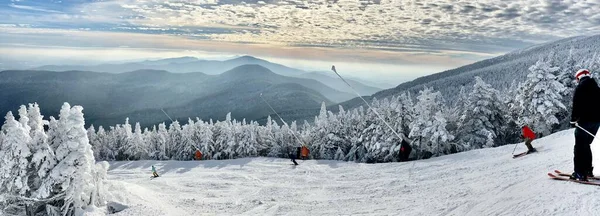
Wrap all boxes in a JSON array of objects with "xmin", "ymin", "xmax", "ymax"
[
  {"xmin": 570, "ymin": 69, "xmax": 600, "ymax": 181},
  {"xmin": 399, "ymin": 133, "xmax": 412, "ymax": 162},
  {"xmin": 289, "ymin": 147, "xmax": 301, "ymax": 165}
]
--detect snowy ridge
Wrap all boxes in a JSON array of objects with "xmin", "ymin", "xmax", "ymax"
[{"xmin": 104, "ymin": 129, "xmax": 600, "ymax": 215}]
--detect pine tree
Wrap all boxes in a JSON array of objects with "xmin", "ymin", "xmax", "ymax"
[
  {"xmin": 37, "ymin": 104, "xmax": 95, "ymax": 215},
  {"xmin": 458, "ymin": 77, "xmax": 507, "ymax": 149},
  {"xmin": 258, "ymin": 116, "xmax": 276, "ymax": 157},
  {"xmin": 27, "ymin": 103, "xmax": 56, "ymax": 201},
  {"xmin": 125, "ymin": 122, "xmax": 147, "ymax": 160},
  {"xmin": 155, "ymin": 123, "xmax": 169, "ymax": 160},
  {"xmin": 516, "ymin": 58, "xmax": 567, "ymax": 136},
  {"xmin": 409, "ymin": 87, "xmax": 454, "ymax": 158},
  {"xmin": 95, "ymin": 126, "xmax": 110, "ymax": 160},
  {"xmin": 0, "ymin": 111, "xmax": 33, "ymax": 207}
]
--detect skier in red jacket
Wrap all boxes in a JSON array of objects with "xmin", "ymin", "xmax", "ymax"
[{"xmin": 521, "ymin": 125, "xmax": 537, "ymax": 153}]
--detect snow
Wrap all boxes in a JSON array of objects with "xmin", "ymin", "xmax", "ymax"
[{"xmin": 100, "ymin": 129, "xmax": 600, "ymax": 216}]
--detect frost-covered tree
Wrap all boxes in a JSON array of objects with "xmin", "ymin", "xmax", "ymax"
[
  {"xmin": 516, "ymin": 58, "xmax": 567, "ymax": 136},
  {"xmin": 27, "ymin": 103, "xmax": 57, "ymax": 203},
  {"xmin": 175, "ymin": 119, "xmax": 199, "ymax": 160},
  {"xmin": 90, "ymin": 161, "xmax": 109, "ymax": 207},
  {"xmin": 458, "ymin": 77, "xmax": 507, "ymax": 149},
  {"xmin": 166, "ymin": 120, "xmax": 184, "ymax": 159},
  {"xmin": 236, "ymin": 119, "xmax": 259, "ymax": 158},
  {"xmin": 95, "ymin": 126, "xmax": 111, "ymax": 161},
  {"xmin": 36, "ymin": 103, "xmax": 95, "ymax": 216},
  {"xmin": 150, "ymin": 123, "xmax": 168, "ymax": 160},
  {"xmin": 409, "ymin": 87, "xmax": 454, "ymax": 158},
  {"xmin": 0, "ymin": 111, "xmax": 33, "ymax": 209},
  {"xmin": 125, "ymin": 122, "xmax": 147, "ymax": 160},
  {"xmin": 189, "ymin": 119, "xmax": 214, "ymax": 160}
]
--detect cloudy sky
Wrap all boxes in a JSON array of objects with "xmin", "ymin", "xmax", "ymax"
[{"xmin": 2, "ymin": 0, "xmax": 600, "ymax": 84}]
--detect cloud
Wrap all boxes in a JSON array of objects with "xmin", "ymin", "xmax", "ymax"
[
  {"xmin": 8, "ymin": 3, "xmax": 63, "ymax": 13},
  {"xmin": 3, "ymin": 0, "xmax": 600, "ymax": 83}
]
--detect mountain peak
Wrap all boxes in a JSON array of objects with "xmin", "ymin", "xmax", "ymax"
[
  {"xmin": 227, "ymin": 55, "xmax": 266, "ymax": 63},
  {"xmin": 221, "ymin": 64, "xmax": 276, "ymax": 77}
]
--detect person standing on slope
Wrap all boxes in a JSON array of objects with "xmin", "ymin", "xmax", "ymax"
[
  {"xmin": 570, "ymin": 69, "xmax": 600, "ymax": 181},
  {"xmin": 289, "ymin": 147, "xmax": 300, "ymax": 166},
  {"xmin": 521, "ymin": 125, "xmax": 537, "ymax": 154},
  {"xmin": 152, "ymin": 165, "xmax": 159, "ymax": 178},
  {"xmin": 399, "ymin": 133, "xmax": 413, "ymax": 162}
]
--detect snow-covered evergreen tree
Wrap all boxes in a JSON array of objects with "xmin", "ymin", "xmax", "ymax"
[
  {"xmin": 174, "ymin": 119, "xmax": 198, "ymax": 160},
  {"xmin": 90, "ymin": 161, "xmax": 109, "ymax": 207},
  {"xmin": 27, "ymin": 103, "xmax": 57, "ymax": 203},
  {"xmin": 458, "ymin": 77, "xmax": 507, "ymax": 149},
  {"xmin": 36, "ymin": 103, "xmax": 95, "ymax": 216},
  {"xmin": 516, "ymin": 58, "xmax": 567, "ymax": 136},
  {"xmin": 409, "ymin": 87, "xmax": 454, "ymax": 158},
  {"xmin": 95, "ymin": 126, "xmax": 111, "ymax": 161},
  {"xmin": 0, "ymin": 111, "xmax": 33, "ymax": 208},
  {"xmin": 125, "ymin": 122, "xmax": 147, "ymax": 160},
  {"xmin": 151, "ymin": 123, "xmax": 169, "ymax": 160}
]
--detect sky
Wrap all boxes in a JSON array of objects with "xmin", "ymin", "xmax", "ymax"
[{"xmin": 2, "ymin": 0, "xmax": 600, "ymax": 84}]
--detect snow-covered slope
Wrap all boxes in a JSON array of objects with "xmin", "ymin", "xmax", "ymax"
[{"xmin": 103, "ymin": 129, "xmax": 600, "ymax": 215}]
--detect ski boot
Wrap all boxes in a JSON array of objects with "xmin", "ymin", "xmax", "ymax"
[
  {"xmin": 570, "ymin": 172, "xmax": 589, "ymax": 181},
  {"xmin": 526, "ymin": 148, "xmax": 537, "ymax": 154},
  {"xmin": 588, "ymin": 167, "xmax": 595, "ymax": 178}
]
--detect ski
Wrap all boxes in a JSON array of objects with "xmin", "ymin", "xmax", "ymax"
[
  {"xmin": 512, "ymin": 152, "xmax": 529, "ymax": 158},
  {"xmin": 547, "ymin": 173, "xmax": 600, "ymax": 186},
  {"xmin": 554, "ymin": 170, "xmax": 600, "ymax": 180}
]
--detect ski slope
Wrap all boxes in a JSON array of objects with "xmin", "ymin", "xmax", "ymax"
[{"xmin": 102, "ymin": 129, "xmax": 600, "ymax": 216}]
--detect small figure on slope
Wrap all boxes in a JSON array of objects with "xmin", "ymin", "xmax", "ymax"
[
  {"xmin": 300, "ymin": 145, "xmax": 310, "ymax": 160},
  {"xmin": 570, "ymin": 69, "xmax": 600, "ymax": 181},
  {"xmin": 194, "ymin": 149, "xmax": 203, "ymax": 161},
  {"xmin": 152, "ymin": 165, "xmax": 159, "ymax": 178},
  {"xmin": 289, "ymin": 147, "xmax": 300, "ymax": 165},
  {"xmin": 521, "ymin": 125, "xmax": 537, "ymax": 154},
  {"xmin": 399, "ymin": 134, "xmax": 413, "ymax": 162}
]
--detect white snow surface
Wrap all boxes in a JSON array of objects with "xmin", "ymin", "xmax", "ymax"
[{"xmin": 98, "ymin": 129, "xmax": 600, "ymax": 216}]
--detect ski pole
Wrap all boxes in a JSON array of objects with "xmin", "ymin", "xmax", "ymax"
[
  {"xmin": 511, "ymin": 141, "xmax": 519, "ymax": 155},
  {"xmin": 259, "ymin": 93, "xmax": 306, "ymax": 147},
  {"xmin": 575, "ymin": 123, "xmax": 596, "ymax": 138},
  {"xmin": 330, "ymin": 65, "xmax": 404, "ymax": 142}
]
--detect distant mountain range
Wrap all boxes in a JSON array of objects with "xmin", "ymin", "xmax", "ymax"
[
  {"xmin": 0, "ymin": 65, "xmax": 353, "ymax": 127},
  {"xmin": 33, "ymin": 56, "xmax": 383, "ymax": 100},
  {"xmin": 35, "ymin": 56, "xmax": 305, "ymax": 76}
]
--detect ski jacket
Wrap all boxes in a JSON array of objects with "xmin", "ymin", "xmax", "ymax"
[
  {"xmin": 571, "ymin": 76, "xmax": 600, "ymax": 123},
  {"xmin": 522, "ymin": 126, "xmax": 535, "ymax": 140},
  {"xmin": 152, "ymin": 166, "xmax": 156, "ymax": 173},
  {"xmin": 301, "ymin": 146, "xmax": 310, "ymax": 157},
  {"xmin": 195, "ymin": 150, "xmax": 203, "ymax": 160}
]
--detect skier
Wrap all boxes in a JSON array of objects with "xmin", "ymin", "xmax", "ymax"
[
  {"xmin": 520, "ymin": 125, "xmax": 537, "ymax": 154},
  {"xmin": 300, "ymin": 145, "xmax": 310, "ymax": 160},
  {"xmin": 289, "ymin": 148, "xmax": 299, "ymax": 166},
  {"xmin": 569, "ymin": 69, "xmax": 600, "ymax": 181},
  {"xmin": 151, "ymin": 165, "xmax": 159, "ymax": 178},
  {"xmin": 399, "ymin": 133, "xmax": 412, "ymax": 162},
  {"xmin": 194, "ymin": 149, "xmax": 203, "ymax": 160}
]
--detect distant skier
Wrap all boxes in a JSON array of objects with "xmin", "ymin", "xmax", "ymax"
[
  {"xmin": 300, "ymin": 145, "xmax": 310, "ymax": 160},
  {"xmin": 194, "ymin": 149, "xmax": 203, "ymax": 160},
  {"xmin": 520, "ymin": 125, "xmax": 537, "ymax": 154},
  {"xmin": 289, "ymin": 149, "xmax": 299, "ymax": 166},
  {"xmin": 152, "ymin": 165, "xmax": 159, "ymax": 178},
  {"xmin": 399, "ymin": 134, "xmax": 412, "ymax": 162},
  {"xmin": 569, "ymin": 69, "xmax": 600, "ymax": 181}
]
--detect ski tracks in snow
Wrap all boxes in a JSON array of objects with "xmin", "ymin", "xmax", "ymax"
[{"xmin": 105, "ymin": 129, "xmax": 600, "ymax": 215}]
